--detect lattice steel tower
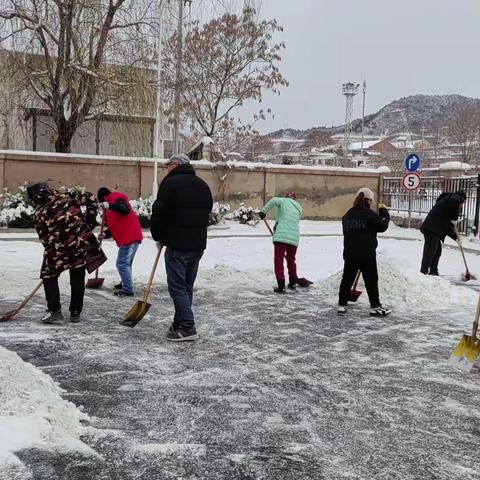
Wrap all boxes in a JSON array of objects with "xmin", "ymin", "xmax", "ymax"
[{"xmin": 342, "ymin": 82, "xmax": 360, "ymax": 164}]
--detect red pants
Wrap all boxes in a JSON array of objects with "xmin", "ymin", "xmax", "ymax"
[{"xmin": 274, "ymin": 242, "xmax": 298, "ymax": 281}]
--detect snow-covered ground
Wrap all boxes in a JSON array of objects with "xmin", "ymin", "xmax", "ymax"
[
  {"xmin": 1, "ymin": 221, "xmax": 480, "ymax": 478},
  {"xmin": 0, "ymin": 347, "xmax": 97, "ymax": 479},
  {"xmin": 1, "ymin": 221, "xmax": 478, "ymax": 309}
]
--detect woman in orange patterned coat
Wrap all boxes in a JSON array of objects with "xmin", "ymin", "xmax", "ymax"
[{"xmin": 27, "ymin": 182, "xmax": 107, "ymax": 324}]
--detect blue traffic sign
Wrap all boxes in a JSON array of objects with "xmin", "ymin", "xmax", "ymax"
[{"xmin": 404, "ymin": 153, "xmax": 421, "ymax": 172}]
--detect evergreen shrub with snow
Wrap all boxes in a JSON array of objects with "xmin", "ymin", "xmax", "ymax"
[
  {"xmin": 233, "ymin": 203, "xmax": 260, "ymax": 226},
  {"xmin": 1, "ymin": 184, "xmax": 257, "ymax": 229},
  {"xmin": 209, "ymin": 202, "xmax": 231, "ymax": 225},
  {"xmin": 0, "ymin": 184, "xmax": 35, "ymax": 228},
  {"xmin": 130, "ymin": 196, "xmax": 154, "ymax": 228}
]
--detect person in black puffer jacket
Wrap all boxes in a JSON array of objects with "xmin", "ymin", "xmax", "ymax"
[
  {"xmin": 338, "ymin": 187, "xmax": 391, "ymax": 317},
  {"xmin": 420, "ymin": 191, "xmax": 466, "ymax": 276},
  {"xmin": 150, "ymin": 154, "xmax": 213, "ymax": 342}
]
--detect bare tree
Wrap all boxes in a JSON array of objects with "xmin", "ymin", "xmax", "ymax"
[
  {"xmin": 164, "ymin": 6, "xmax": 287, "ymax": 140},
  {"xmin": 0, "ymin": 0, "xmax": 158, "ymax": 152},
  {"xmin": 449, "ymin": 105, "xmax": 480, "ymax": 166}
]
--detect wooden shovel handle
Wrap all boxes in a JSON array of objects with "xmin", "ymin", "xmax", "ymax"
[
  {"xmin": 458, "ymin": 242, "xmax": 470, "ymax": 274},
  {"xmin": 453, "ymin": 223, "xmax": 470, "ymax": 274},
  {"xmin": 95, "ymin": 211, "xmax": 106, "ymax": 279},
  {"xmin": 472, "ymin": 291, "xmax": 480, "ymax": 339},
  {"xmin": 0, "ymin": 280, "xmax": 43, "ymax": 321},
  {"xmin": 263, "ymin": 218, "xmax": 274, "ymax": 236},
  {"xmin": 143, "ymin": 246, "xmax": 163, "ymax": 303},
  {"xmin": 352, "ymin": 270, "xmax": 361, "ymax": 289}
]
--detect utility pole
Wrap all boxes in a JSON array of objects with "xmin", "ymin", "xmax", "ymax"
[
  {"xmin": 152, "ymin": 0, "xmax": 165, "ymax": 198},
  {"xmin": 360, "ymin": 79, "xmax": 366, "ymax": 157},
  {"xmin": 172, "ymin": 0, "xmax": 188, "ymax": 155}
]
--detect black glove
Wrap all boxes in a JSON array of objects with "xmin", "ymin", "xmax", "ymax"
[{"xmin": 259, "ymin": 212, "xmax": 266, "ymax": 220}]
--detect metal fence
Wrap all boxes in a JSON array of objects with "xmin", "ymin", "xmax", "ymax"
[{"xmin": 383, "ymin": 174, "xmax": 480, "ymax": 235}]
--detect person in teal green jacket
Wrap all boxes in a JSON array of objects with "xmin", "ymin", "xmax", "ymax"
[{"xmin": 259, "ymin": 192, "xmax": 303, "ymax": 293}]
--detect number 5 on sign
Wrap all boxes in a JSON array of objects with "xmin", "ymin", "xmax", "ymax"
[{"xmin": 402, "ymin": 173, "xmax": 421, "ymax": 191}]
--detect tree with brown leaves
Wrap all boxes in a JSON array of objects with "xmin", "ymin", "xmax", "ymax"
[{"xmin": 165, "ymin": 7, "xmax": 287, "ymax": 139}]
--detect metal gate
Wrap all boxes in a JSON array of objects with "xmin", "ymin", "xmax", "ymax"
[{"xmin": 383, "ymin": 174, "xmax": 480, "ymax": 235}]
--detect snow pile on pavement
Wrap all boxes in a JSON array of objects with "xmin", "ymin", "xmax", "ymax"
[
  {"xmin": 0, "ymin": 346, "xmax": 96, "ymax": 478},
  {"xmin": 318, "ymin": 255, "xmax": 477, "ymax": 310}
]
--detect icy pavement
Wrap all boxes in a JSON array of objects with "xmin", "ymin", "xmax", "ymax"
[{"xmin": 1, "ymin": 235, "xmax": 480, "ymax": 479}]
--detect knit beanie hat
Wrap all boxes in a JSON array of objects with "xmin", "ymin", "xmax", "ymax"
[
  {"xmin": 97, "ymin": 187, "xmax": 111, "ymax": 202},
  {"xmin": 356, "ymin": 187, "xmax": 374, "ymax": 201},
  {"xmin": 27, "ymin": 181, "xmax": 49, "ymax": 201}
]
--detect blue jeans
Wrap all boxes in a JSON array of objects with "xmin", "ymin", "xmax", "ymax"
[
  {"xmin": 116, "ymin": 242, "xmax": 140, "ymax": 294},
  {"xmin": 164, "ymin": 248, "xmax": 203, "ymax": 330}
]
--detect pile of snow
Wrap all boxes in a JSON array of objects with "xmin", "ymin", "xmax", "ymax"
[
  {"xmin": 0, "ymin": 346, "xmax": 96, "ymax": 477},
  {"xmin": 318, "ymin": 255, "xmax": 476, "ymax": 310}
]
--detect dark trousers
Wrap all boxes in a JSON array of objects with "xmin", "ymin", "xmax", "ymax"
[
  {"xmin": 421, "ymin": 232, "xmax": 442, "ymax": 275},
  {"xmin": 43, "ymin": 266, "xmax": 86, "ymax": 313},
  {"xmin": 274, "ymin": 242, "xmax": 298, "ymax": 281},
  {"xmin": 338, "ymin": 259, "xmax": 380, "ymax": 308},
  {"xmin": 164, "ymin": 248, "xmax": 203, "ymax": 331}
]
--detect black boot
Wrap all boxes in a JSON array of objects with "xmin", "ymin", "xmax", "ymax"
[
  {"xmin": 288, "ymin": 277, "xmax": 297, "ymax": 290},
  {"xmin": 274, "ymin": 279, "xmax": 286, "ymax": 293}
]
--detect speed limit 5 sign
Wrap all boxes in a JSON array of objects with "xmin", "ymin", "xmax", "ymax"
[{"xmin": 402, "ymin": 172, "xmax": 421, "ymax": 191}]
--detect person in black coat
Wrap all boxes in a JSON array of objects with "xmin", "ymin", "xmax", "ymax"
[
  {"xmin": 150, "ymin": 154, "xmax": 213, "ymax": 342},
  {"xmin": 338, "ymin": 187, "xmax": 391, "ymax": 317},
  {"xmin": 420, "ymin": 191, "xmax": 466, "ymax": 275}
]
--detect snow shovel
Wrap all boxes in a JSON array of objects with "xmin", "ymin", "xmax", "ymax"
[
  {"xmin": 262, "ymin": 218, "xmax": 313, "ymax": 287},
  {"xmin": 86, "ymin": 212, "xmax": 106, "ymax": 289},
  {"xmin": 457, "ymin": 240, "xmax": 476, "ymax": 281},
  {"xmin": 348, "ymin": 270, "xmax": 362, "ymax": 302},
  {"xmin": 0, "ymin": 280, "xmax": 43, "ymax": 322},
  {"xmin": 120, "ymin": 245, "xmax": 163, "ymax": 328},
  {"xmin": 449, "ymin": 291, "xmax": 480, "ymax": 372}
]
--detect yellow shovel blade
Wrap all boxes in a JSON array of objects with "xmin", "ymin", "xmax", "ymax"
[
  {"xmin": 449, "ymin": 335, "xmax": 480, "ymax": 372},
  {"xmin": 121, "ymin": 300, "xmax": 151, "ymax": 327}
]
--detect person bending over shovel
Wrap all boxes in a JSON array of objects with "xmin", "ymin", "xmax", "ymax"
[
  {"xmin": 259, "ymin": 192, "xmax": 306, "ymax": 293},
  {"xmin": 27, "ymin": 182, "xmax": 107, "ymax": 324},
  {"xmin": 420, "ymin": 191, "xmax": 466, "ymax": 276},
  {"xmin": 97, "ymin": 187, "xmax": 143, "ymax": 297},
  {"xmin": 337, "ymin": 187, "xmax": 391, "ymax": 317}
]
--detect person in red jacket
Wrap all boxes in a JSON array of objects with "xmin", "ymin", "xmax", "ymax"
[{"xmin": 97, "ymin": 188, "xmax": 143, "ymax": 297}]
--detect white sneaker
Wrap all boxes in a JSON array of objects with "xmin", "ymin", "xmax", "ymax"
[
  {"xmin": 41, "ymin": 310, "xmax": 64, "ymax": 324},
  {"xmin": 337, "ymin": 306, "xmax": 347, "ymax": 315},
  {"xmin": 370, "ymin": 306, "xmax": 391, "ymax": 317}
]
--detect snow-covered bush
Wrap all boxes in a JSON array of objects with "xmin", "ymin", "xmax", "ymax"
[
  {"xmin": 233, "ymin": 203, "xmax": 260, "ymax": 226},
  {"xmin": 0, "ymin": 184, "xmax": 34, "ymax": 228},
  {"xmin": 0, "ymin": 183, "xmax": 99, "ymax": 228},
  {"xmin": 209, "ymin": 202, "xmax": 230, "ymax": 225},
  {"xmin": 130, "ymin": 196, "xmax": 154, "ymax": 228}
]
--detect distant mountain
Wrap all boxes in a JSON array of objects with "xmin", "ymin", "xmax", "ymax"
[{"xmin": 267, "ymin": 94, "xmax": 480, "ymax": 140}]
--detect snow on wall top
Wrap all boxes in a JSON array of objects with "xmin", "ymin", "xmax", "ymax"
[
  {"xmin": 438, "ymin": 161, "xmax": 472, "ymax": 171},
  {"xmin": 0, "ymin": 150, "xmax": 384, "ymax": 174}
]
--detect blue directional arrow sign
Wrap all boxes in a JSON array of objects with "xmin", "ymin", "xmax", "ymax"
[{"xmin": 404, "ymin": 153, "xmax": 421, "ymax": 173}]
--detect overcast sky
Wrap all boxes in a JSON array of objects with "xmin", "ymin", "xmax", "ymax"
[{"xmin": 231, "ymin": 0, "xmax": 480, "ymax": 133}]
